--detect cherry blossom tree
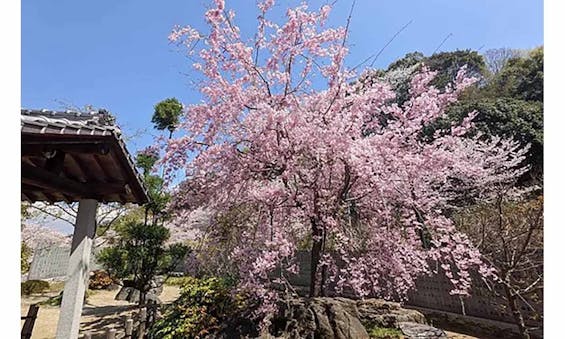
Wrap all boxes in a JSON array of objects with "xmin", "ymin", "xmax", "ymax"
[
  {"xmin": 21, "ymin": 222, "xmax": 69, "ymax": 275},
  {"xmin": 21, "ymin": 223, "xmax": 70, "ymax": 251},
  {"xmin": 162, "ymin": 0, "xmax": 528, "ymax": 323}
]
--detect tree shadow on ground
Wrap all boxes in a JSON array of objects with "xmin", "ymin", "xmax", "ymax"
[{"xmin": 80, "ymin": 304, "xmax": 140, "ymax": 339}]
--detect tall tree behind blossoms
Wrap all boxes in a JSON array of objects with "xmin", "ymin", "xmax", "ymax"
[{"xmin": 163, "ymin": 0, "xmax": 528, "ymax": 322}]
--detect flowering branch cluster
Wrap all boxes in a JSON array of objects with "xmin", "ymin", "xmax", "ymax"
[{"xmin": 163, "ymin": 0, "xmax": 528, "ymax": 325}]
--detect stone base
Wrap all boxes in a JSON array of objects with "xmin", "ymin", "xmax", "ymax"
[
  {"xmin": 271, "ymin": 297, "xmax": 427, "ymax": 339},
  {"xmin": 115, "ymin": 286, "xmax": 161, "ymax": 304}
]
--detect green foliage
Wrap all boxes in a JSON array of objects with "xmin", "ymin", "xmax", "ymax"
[
  {"xmin": 378, "ymin": 50, "xmax": 489, "ymax": 105},
  {"xmin": 387, "ymin": 51, "xmax": 425, "ymax": 71},
  {"xmin": 97, "ymin": 221, "xmax": 189, "ymax": 303},
  {"xmin": 150, "ymin": 277, "xmax": 246, "ymax": 339},
  {"xmin": 21, "ymin": 242, "xmax": 32, "ymax": 274},
  {"xmin": 21, "ymin": 280, "xmax": 50, "ymax": 295},
  {"xmin": 367, "ymin": 326, "xmax": 403, "ymax": 339},
  {"xmin": 136, "ymin": 152, "xmax": 159, "ymax": 176},
  {"xmin": 145, "ymin": 175, "xmax": 171, "ymax": 221},
  {"xmin": 88, "ymin": 270, "xmax": 115, "ymax": 290},
  {"xmin": 487, "ymin": 47, "xmax": 543, "ymax": 102},
  {"xmin": 152, "ymin": 98, "xmax": 183, "ymax": 135},
  {"xmin": 385, "ymin": 47, "xmax": 544, "ymax": 182},
  {"xmin": 424, "ymin": 97, "xmax": 543, "ymax": 176},
  {"xmin": 40, "ymin": 293, "xmax": 63, "ymax": 306},
  {"xmin": 163, "ymin": 276, "xmax": 191, "ymax": 286},
  {"xmin": 134, "ymin": 150, "xmax": 171, "ymax": 224},
  {"xmin": 425, "ymin": 50, "xmax": 489, "ymax": 89},
  {"xmin": 106, "ymin": 206, "xmax": 145, "ymax": 237}
]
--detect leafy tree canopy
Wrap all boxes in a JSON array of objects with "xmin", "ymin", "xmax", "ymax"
[
  {"xmin": 152, "ymin": 98, "xmax": 183, "ymax": 136},
  {"xmin": 486, "ymin": 47, "xmax": 543, "ymax": 102}
]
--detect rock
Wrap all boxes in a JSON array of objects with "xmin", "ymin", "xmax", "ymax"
[
  {"xmin": 275, "ymin": 297, "xmax": 370, "ymax": 339},
  {"xmin": 129, "ymin": 289, "xmax": 141, "ymax": 302},
  {"xmin": 398, "ymin": 322, "xmax": 447, "ymax": 339},
  {"xmin": 114, "ymin": 279, "xmax": 164, "ymax": 303},
  {"xmin": 323, "ymin": 299, "xmax": 369, "ymax": 339},
  {"xmin": 146, "ymin": 292, "xmax": 161, "ymax": 304},
  {"xmin": 107, "ymin": 283, "xmax": 121, "ymax": 291},
  {"xmin": 271, "ymin": 297, "xmax": 428, "ymax": 339},
  {"xmin": 115, "ymin": 286, "xmax": 134, "ymax": 301},
  {"xmin": 357, "ymin": 299, "xmax": 426, "ymax": 328}
]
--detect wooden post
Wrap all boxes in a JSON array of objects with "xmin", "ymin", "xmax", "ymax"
[
  {"xmin": 21, "ymin": 304, "xmax": 39, "ymax": 339},
  {"xmin": 125, "ymin": 315, "xmax": 133, "ymax": 338},
  {"xmin": 137, "ymin": 308, "xmax": 147, "ymax": 339},
  {"xmin": 55, "ymin": 199, "xmax": 98, "ymax": 339},
  {"xmin": 147, "ymin": 300, "xmax": 157, "ymax": 327},
  {"xmin": 106, "ymin": 328, "xmax": 116, "ymax": 339}
]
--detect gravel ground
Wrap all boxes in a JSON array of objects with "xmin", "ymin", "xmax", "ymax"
[
  {"xmin": 22, "ymin": 286, "xmax": 479, "ymax": 339},
  {"xmin": 21, "ymin": 285, "xmax": 180, "ymax": 339}
]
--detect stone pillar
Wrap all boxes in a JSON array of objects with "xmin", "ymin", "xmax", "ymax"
[{"xmin": 55, "ymin": 199, "xmax": 98, "ymax": 339}]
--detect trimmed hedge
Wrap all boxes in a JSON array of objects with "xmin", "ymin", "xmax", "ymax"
[{"xmin": 21, "ymin": 280, "xmax": 50, "ymax": 295}]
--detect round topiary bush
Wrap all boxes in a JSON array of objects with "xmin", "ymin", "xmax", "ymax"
[{"xmin": 21, "ymin": 280, "xmax": 50, "ymax": 295}]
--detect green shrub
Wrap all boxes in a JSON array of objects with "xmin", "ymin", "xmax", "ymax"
[
  {"xmin": 367, "ymin": 326, "xmax": 404, "ymax": 339},
  {"xmin": 163, "ymin": 276, "xmax": 191, "ymax": 286},
  {"xmin": 88, "ymin": 270, "xmax": 115, "ymax": 290},
  {"xmin": 40, "ymin": 292, "xmax": 63, "ymax": 306},
  {"xmin": 21, "ymin": 280, "xmax": 50, "ymax": 295},
  {"xmin": 21, "ymin": 242, "xmax": 32, "ymax": 274},
  {"xmin": 149, "ymin": 277, "xmax": 249, "ymax": 339}
]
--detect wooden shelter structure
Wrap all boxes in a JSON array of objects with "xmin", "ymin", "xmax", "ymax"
[{"xmin": 21, "ymin": 109, "xmax": 149, "ymax": 339}]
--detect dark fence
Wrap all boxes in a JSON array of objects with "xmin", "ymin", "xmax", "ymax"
[{"xmin": 21, "ymin": 304, "xmax": 39, "ymax": 339}]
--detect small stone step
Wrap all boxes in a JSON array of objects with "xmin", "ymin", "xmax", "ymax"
[{"xmin": 398, "ymin": 322, "xmax": 447, "ymax": 339}]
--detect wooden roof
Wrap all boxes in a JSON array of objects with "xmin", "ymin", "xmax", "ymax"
[{"xmin": 21, "ymin": 109, "xmax": 149, "ymax": 204}]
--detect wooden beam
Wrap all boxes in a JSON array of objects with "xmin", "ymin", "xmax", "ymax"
[
  {"xmin": 109, "ymin": 139, "xmax": 149, "ymax": 204},
  {"xmin": 66, "ymin": 154, "xmax": 90, "ymax": 182},
  {"xmin": 21, "ymin": 162, "xmax": 127, "ymax": 199},
  {"xmin": 45, "ymin": 150, "xmax": 66, "ymax": 175},
  {"xmin": 21, "ymin": 143, "xmax": 111, "ymax": 156},
  {"xmin": 22, "ymin": 156, "xmax": 45, "ymax": 168},
  {"xmin": 33, "ymin": 191, "xmax": 50, "ymax": 203},
  {"xmin": 92, "ymin": 153, "xmax": 115, "ymax": 181},
  {"xmin": 60, "ymin": 193, "xmax": 73, "ymax": 204}
]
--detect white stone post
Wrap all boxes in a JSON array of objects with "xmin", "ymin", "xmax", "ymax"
[{"xmin": 56, "ymin": 199, "xmax": 98, "ymax": 339}]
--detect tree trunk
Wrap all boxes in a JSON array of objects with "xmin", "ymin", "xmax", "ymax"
[
  {"xmin": 309, "ymin": 218, "xmax": 324, "ymax": 297},
  {"xmin": 504, "ymin": 284, "xmax": 530, "ymax": 339}
]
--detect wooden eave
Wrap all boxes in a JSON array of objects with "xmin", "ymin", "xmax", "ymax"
[{"xmin": 21, "ymin": 110, "xmax": 149, "ymax": 204}]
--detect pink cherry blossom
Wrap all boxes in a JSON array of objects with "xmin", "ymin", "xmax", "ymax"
[{"xmin": 162, "ymin": 0, "xmax": 529, "ymax": 325}]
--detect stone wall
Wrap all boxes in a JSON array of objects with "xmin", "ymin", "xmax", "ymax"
[{"xmin": 282, "ymin": 251, "xmax": 542, "ymax": 328}]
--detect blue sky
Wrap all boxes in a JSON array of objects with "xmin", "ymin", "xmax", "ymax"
[{"xmin": 22, "ymin": 0, "xmax": 543, "ymax": 153}]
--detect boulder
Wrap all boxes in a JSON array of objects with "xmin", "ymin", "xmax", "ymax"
[
  {"xmin": 356, "ymin": 299, "xmax": 426, "ymax": 328},
  {"xmin": 114, "ymin": 279, "xmax": 164, "ymax": 303},
  {"xmin": 115, "ymin": 286, "xmax": 135, "ymax": 301},
  {"xmin": 272, "ymin": 297, "xmax": 426, "ymax": 339}
]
